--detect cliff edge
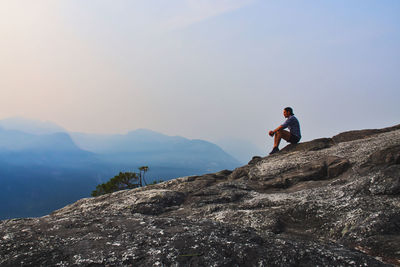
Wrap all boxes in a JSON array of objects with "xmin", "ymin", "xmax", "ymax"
[{"xmin": 1, "ymin": 125, "xmax": 400, "ymax": 266}]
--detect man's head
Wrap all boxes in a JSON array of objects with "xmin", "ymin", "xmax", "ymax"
[{"xmin": 283, "ymin": 107, "xmax": 294, "ymax": 118}]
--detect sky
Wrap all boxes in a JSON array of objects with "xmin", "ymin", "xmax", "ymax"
[{"xmin": 0, "ymin": 0, "xmax": 399, "ymax": 162}]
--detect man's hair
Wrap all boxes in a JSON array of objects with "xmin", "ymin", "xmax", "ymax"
[{"xmin": 284, "ymin": 107, "xmax": 294, "ymax": 115}]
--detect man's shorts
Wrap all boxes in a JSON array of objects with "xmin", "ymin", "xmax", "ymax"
[{"xmin": 289, "ymin": 134, "xmax": 301, "ymax": 144}]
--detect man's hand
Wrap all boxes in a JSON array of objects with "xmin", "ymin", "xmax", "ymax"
[{"xmin": 269, "ymin": 130, "xmax": 275, "ymax": 137}]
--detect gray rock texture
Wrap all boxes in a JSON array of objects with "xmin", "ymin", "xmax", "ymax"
[{"xmin": 1, "ymin": 125, "xmax": 400, "ymax": 266}]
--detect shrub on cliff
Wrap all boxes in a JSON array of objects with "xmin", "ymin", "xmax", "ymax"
[
  {"xmin": 91, "ymin": 166, "xmax": 151, "ymax": 197},
  {"xmin": 91, "ymin": 172, "xmax": 140, "ymax": 196}
]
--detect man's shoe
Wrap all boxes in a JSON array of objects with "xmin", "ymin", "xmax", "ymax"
[{"xmin": 269, "ymin": 147, "xmax": 279, "ymax": 155}]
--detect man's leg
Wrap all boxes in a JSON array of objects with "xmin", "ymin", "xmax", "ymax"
[{"xmin": 274, "ymin": 129, "xmax": 291, "ymax": 148}]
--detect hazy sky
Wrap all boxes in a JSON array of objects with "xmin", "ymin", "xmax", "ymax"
[{"xmin": 1, "ymin": 0, "xmax": 399, "ymax": 159}]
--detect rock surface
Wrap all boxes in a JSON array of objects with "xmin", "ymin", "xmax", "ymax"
[{"xmin": 1, "ymin": 125, "xmax": 400, "ymax": 266}]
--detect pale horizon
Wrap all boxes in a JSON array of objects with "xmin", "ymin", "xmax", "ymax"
[{"xmin": 1, "ymin": 0, "xmax": 399, "ymax": 160}]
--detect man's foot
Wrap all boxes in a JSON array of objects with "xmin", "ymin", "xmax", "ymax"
[{"xmin": 269, "ymin": 147, "xmax": 279, "ymax": 155}]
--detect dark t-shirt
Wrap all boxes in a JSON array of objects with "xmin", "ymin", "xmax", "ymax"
[{"xmin": 281, "ymin": 115, "xmax": 301, "ymax": 139}]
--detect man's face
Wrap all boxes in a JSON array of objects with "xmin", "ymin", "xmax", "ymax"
[{"xmin": 283, "ymin": 109, "xmax": 290, "ymax": 118}]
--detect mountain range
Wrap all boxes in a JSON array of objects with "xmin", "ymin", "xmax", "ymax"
[{"xmin": 0, "ymin": 117, "xmax": 240, "ymax": 219}]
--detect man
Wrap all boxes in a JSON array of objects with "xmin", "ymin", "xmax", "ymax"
[{"xmin": 268, "ymin": 107, "xmax": 301, "ymax": 155}]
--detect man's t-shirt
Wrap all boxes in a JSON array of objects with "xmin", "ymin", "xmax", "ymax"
[{"xmin": 281, "ymin": 115, "xmax": 301, "ymax": 139}]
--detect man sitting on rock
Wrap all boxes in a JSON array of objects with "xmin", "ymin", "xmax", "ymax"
[{"xmin": 268, "ymin": 107, "xmax": 301, "ymax": 155}]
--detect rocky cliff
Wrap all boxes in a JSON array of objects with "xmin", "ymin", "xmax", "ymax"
[{"xmin": 1, "ymin": 125, "xmax": 399, "ymax": 266}]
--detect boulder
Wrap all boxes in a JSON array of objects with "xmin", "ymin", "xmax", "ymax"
[{"xmin": 332, "ymin": 124, "xmax": 400, "ymax": 144}]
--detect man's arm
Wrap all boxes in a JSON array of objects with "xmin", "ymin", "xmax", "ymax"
[{"xmin": 269, "ymin": 125, "xmax": 284, "ymax": 136}]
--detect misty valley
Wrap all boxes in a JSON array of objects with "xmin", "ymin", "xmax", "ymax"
[{"xmin": 0, "ymin": 118, "xmax": 240, "ymax": 219}]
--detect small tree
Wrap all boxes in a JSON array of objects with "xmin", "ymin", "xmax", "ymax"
[{"xmin": 91, "ymin": 172, "xmax": 140, "ymax": 197}]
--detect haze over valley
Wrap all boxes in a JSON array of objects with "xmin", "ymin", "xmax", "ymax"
[{"xmin": 0, "ymin": 117, "xmax": 240, "ymax": 219}]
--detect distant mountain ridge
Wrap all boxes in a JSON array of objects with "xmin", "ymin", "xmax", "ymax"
[
  {"xmin": 0, "ymin": 117, "xmax": 66, "ymax": 135},
  {"xmin": 0, "ymin": 117, "xmax": 239, "ymax": 165},
  {"xmin": 0, "ymin": 117, "xmax": 258, "ymax": 164},
  {"xmin": 0, "ymin": 128, "xmax": 82, "ymax": 152},
  {"xmin": 71, "ymin": 128, "xmax": 206, "ymax": 153},
  {"xmin": 70, "ymin": 129, "xmax": 239, "ymax": 170}
]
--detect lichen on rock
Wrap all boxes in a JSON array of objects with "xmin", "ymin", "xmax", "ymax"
[{"xmin": 1, "ymin": 125, "xmax": 399, "ymax": 266}]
